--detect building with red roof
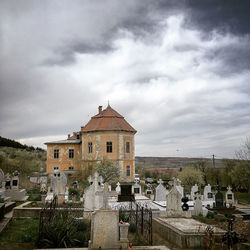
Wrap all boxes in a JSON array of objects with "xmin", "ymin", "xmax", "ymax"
[{"xmin": 45, "ymin": 105, "xmax": 136, "ymax": 180}]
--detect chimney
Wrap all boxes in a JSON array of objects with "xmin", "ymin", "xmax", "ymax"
[{"xmin": 98, "ymin": 105, "xmax": 102, "ymax": 114}]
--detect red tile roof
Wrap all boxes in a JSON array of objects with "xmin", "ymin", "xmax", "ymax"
[{"xmin": 81, "ymin": 105, "xmax": 137, "ymax": 133}]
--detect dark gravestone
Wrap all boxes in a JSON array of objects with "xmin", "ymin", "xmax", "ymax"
[
  {"xmin": 12, "ymin": 180, "xmax": 18, "ymax": 186},
  {"xmin": 215, "ymin": 190, "xmax": 224, "ymax": 208},
  {"xmin": 5, "ymin": 181, "xmax": 11, "ymax": 188},
  {"xmin": 118, "ymin": 184, "xmax": 135, "ymax": 202},
  {"xmin": 134, "ymin": 188, "xmax": 140, "ymax": 194},
  {"xmin": 227, "ymin": 194, "xmax": 232, "ymax": 200},
  {"xmin": 146, "ymin": 190, "xmax": 152, "ymax": 194},
  {"xmin": 208, "ymin": 193, "xmax": 213, "ymax": 198}
]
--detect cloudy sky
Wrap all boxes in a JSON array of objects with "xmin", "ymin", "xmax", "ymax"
[{"xmin": 0, "ymin": 0, "xmax": 250, "ymax": 159}]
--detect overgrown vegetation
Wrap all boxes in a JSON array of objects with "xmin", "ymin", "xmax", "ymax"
[
  {"xmin": 0, "ymin": 146, "xmax": 46, "ymax": 174},
  {"xmin": 37, "ymin": 210, "xmax": 90, "ymax": 248}
]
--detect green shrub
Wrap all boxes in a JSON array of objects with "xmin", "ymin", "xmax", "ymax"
[
  {"xmin": 69, "ymin": 188, "xmax": 79, "ymax": 196},
  {"xmin": 206, "ymin": 211, "xmax": 214, "ymax": 219}
]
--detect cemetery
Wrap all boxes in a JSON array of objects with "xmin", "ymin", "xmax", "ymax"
[{"xmin": 0, "ymin": 166, "xmax": 250, "ymax": 249}]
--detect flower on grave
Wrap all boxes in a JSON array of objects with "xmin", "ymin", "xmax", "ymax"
[{"xmin": 120, "ymin": 221, "xmax": 124, "ymax": 224}]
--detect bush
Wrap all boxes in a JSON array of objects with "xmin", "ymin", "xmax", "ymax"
[
  {"xmin": 69, "ymin": 188, "xmax": 80, "ymax": 196},
  {"xmin": 206, "ymin": 211, "xmax": 214, "ymax": 219}
]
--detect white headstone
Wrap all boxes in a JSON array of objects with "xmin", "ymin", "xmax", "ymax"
[
  {"xmin": 155, "ymin": 179, "xmax": 169, "ymax": 201},
  {"xmin": 203, "ymin": 184, "xmax": 214, "ymax": 201},
  {"xmin": 166, "ymin": 183, "xmax": 183, "ymax": 216},
  {"xmin": 132, "ymin": 181, "xmax": 141, "ymax": 195},
  {"xmin": 191, "ymin": 184, "xmax": 199, "ymax": 200},
  {"xmin": 5, "ymin": 173, "xmax": 11, "ymax": 189},
  {"xmin": 115, "ymin": 182, "xmax": 121, "ymax": 194},
  {"xmin": 51, "ymin": 170, "xmax": 67, "ymax": 195},
  {"xmin": 225, "ymin": 186, "xmax": 234, "ymax": 205},
  {"xmin": 194, "ymin": 193, "xmax": 203, "ymax": 216},
  {"xmin": 83, "ymin": 172, "xmax": 105, "ymax": 211},
  {"xmin": 176, "ymin": 178, "xmax": 184, "ymax": 197},
  {"xmin": 165, "ymin": 178, "xmax": 191, "ymax": 218}
]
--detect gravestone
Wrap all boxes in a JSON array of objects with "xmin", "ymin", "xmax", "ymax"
[
  {"xmin": 51, "ymin": 170, "xmax": 67, "ymax": 194},
  {"xmin": 83, "ymin": 172, "xmax": 105, "ymax": 211},
  {"xmin": 72, "ymin": 181, "xmax": 79, "ymax": 189},
  {"xmin": 203, "ymin": 184, "xmax": 214, "ymax": 201},
  {"xmin": 132, "ymin": 180, "xmax": 141, "ymax": 195},
  {"xmin": 191, "ymin": 184, "xmax": 199, "ymax": 200},
  {"xmin": 215, "ymin": 188, "xmax": 224, "ymax": 208},
  {"xmin": 118, "ymin": 184, "xmax": 135, "ymax": 202},
  {"xmin": 155, "ymin": 179, "xmax": 169, "ymax": 201},
  {"xmin": 193, "ymin": 193, "xmax": 203, "ymax": 216},
  {"xmin": 115, "ymin": 182, "xmax": 121, "ymax": 194},
  {"xmin": 4, "ymin": 171, "xmax": 27, "ymax": 201},
  {"xmin": 0, "ymin": 168, "xmax": 5, "ymax": 199},
  {"xmin": 225, "ymin": 186, "xmax": 234, "ymax": 206},
  {"xmin": 90, "ymin": 210, "xmax": 119, "ymax": 249},
  {"xmin": 46, "ymin": 170, "xmax": 68, "ymax": 203},
  {"xmin": 165, "ymin": 178, "xmax": 191, "ymax": 218},
  {"xmin": 5, "ymin": 173, "xmax": 11, "ymax": 189},
  {"xmin": 11, "ymin": 171, "xmax": 19, "ymax": 190}
]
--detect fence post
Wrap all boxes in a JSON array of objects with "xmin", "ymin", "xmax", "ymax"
[
  {"xmin": 141, "ymin": 207, "xmax": 144, "ymax": 235},
  {"xmin": 150, "ymin": 209, "xmax": 152, "ymax": 245},
  {"xmin": 136, "ymin": 204, "xmax": 138, "ymax": 229}
]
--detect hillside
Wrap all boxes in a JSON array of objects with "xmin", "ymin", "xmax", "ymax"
[
  {"xmin": 135, "ymin": 156, "xmax": 224, "ymax": 169},
  {"xmin": 0, "ymin": 135, "xmax": 44, "ymax": 151},
  {"xmin": 0, "ymin": 136, "xmax": 46, "ymax": 175}
]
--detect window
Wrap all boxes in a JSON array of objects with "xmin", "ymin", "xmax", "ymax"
[
  {"xmin": 69, "ymin": 149, "xmax": 74, "ymax": 158},
  {"xmin": 88, "ymin": 142, "xmax": 93, "ymax": 154},
  {"xmin": 54, "ymin": 149, "xmax": 59, "ymax": 159},
  {"xmin": 69, "ymin": 166, "xmax": 74, "ymax": 170},
  {"xmin": 76, "ymin": 134, "xmax": 80, "ymax": 139},
  {"xmin": 126, "ymin": 142, "xmax": 130, "ymax": 153},
  {"xmin": 126, "ymin": 165, "xmax": 130, "ymax": 176},
  {"xmin": 106, "ymin": 141, "xmax": 112, "ymax": 153},
  {"xmin": 53, "ymin": 166, "xmax": 59, "ymax": 170}
]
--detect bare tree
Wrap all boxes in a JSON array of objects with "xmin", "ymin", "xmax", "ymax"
[{"xmin": 235, "ymin": 137, "xmax": 250, "ymax": 161}]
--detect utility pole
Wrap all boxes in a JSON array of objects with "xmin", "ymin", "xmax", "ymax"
[{"xmin": 212, "ymin": 154, "xmax": 215, "ymax": 168}]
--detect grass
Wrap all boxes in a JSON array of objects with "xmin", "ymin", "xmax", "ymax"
[
  {"xmin": 0, "ymin": 218, "xmax": 39, "ymax": 250},
  {"xmin": 235, "ymin": 192, "xmax": 250, "ymax": 204}
]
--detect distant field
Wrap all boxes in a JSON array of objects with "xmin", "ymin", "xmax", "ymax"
[{"xmin": 135, "ymin": 156, "xmax": 224, "ymax": 169}]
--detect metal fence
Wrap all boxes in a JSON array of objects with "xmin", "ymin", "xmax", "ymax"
[{"xmin": 119, "ymin": 202, "xmax": 153, "ymax": 245}]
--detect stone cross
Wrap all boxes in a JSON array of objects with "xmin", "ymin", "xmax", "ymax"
[
  {"xmin": 158, "ymin": 179, "xmax": 163, "ymax": 185},
  {"xmin": 116, "ymin": 182, "xmax": 121, "ymax": 193}
]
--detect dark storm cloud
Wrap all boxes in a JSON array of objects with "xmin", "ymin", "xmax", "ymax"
[
  {"xmin": 205, "ymin": 42, "xmax": 250, "ymax": 75},
  {"xmin": 156, "ymin": 0, "xmax": 250, "ymax": 35}
]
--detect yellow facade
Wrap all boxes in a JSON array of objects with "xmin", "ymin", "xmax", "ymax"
[{"xmin": 45, "ymin": 105, "xmax": 136, "ymax": 180}]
